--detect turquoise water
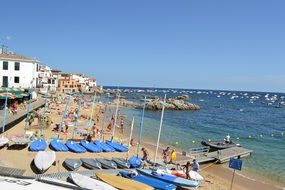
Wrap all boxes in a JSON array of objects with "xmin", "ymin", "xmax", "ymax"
[{"xmin": 106, "ymin": 87, "xmax": 285, "ymax": 184}]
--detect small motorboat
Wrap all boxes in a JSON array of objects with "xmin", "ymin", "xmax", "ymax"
[
  {"xmin": 64, "ymin": 158, "xmax": 82, "ymax": 171},
  {"xmin": 96, "ymin": 158, "xmax": 117, "ymax": 169},
  {"xmin": 112, "ymin": 157, "xmax": 131, "ymax": 169},
  {"xmin": 81, "ymin": 158, "xmax": 102, "ymax": 170},
  {"xmin": 201, "ymin": 140, "xmax": 239, "ymax": 151}
]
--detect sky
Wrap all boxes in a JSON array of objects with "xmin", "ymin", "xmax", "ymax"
[{"xmin": 1, "ymin": 0, "xmax": 285, "ymax": 92}]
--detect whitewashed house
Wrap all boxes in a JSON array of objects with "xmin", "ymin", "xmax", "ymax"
[
  {"xmin": 38, "ymin": 64, "xmax": 58, "ymax": 92},
  {"xmin": 0, "ymin": 49, "xmax": 39, "ymax": 88}
]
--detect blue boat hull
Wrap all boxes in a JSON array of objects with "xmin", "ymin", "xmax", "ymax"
[
  {"xmin": 81, "ymin": 140, "xmax": 102, "ymax": 153},
  {"xmin": 50, "ymin": 139, "xmax": 69, "ymax": 152},
  {"xmin": 137, "ymin": 169, "xmax": 199, "ymax": 188},
  {"xmin": 94, "ymin": 140, "xmax": 115, "ymax": 152},
  {"xmin": 120, "ymin": 171, "xmax": 177, "ymax": 190},
  {"xmin": 106, "ymin": 140, "xmax": 129, "ymax": 152},
  {"xmin": 66, "ymin": 140, "xmax": 87, "ymax": 153},
  {"xmin": 128, "ymin": 156, "xmax": 142, "ymax": 168},
  {"xmin": 29, "ymin": 139, "xmax": 47, "ymax": 151}
]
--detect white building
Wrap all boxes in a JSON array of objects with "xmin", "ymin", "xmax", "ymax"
[
  {"xmin": 0, "ymin": 50, "xmax": 39, "ymax": 89},
  {"xmin": 38, "ymin": 64, "xmax": 59, "ymax": 92}
]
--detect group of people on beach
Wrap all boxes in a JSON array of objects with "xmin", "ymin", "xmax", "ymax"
[{"xmin": 140, "ymin": 146, "xmax": 200, "ymax": 179}]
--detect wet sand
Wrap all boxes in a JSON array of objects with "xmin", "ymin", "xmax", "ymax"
[{"xmin": 0, "ymin": 98, "xmax": 283, "ymax": 190}]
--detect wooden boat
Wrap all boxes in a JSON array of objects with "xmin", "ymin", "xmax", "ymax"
[
  {"xmin": 81, "ymin": 158, "xmax": 102, "ymax": 169},
  {"xmin": 96, "ymin": 158, "xmax": 117, "ymax": 169},
  {"xmin": 64, "ymin": 158, "xmax": 82, "ymax": 171},
  {"xmin": 201, "ymin": 140, "xmax": 239, "ymax": 150},
  {"xmin": 96, "ymin": 173, "xmax": 154, "ymax": 190},
  {"xmin": 70, "ymin": 173, "xmax": 117, "ymax": 190},
  {"xmin": 34, "ymin": 151, "xmax": 56, "ymax": 173}
]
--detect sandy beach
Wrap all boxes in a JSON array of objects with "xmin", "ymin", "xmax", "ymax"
[{"xmin": 0, "ymin": 97, "xmax": 283, "ymax": 190}]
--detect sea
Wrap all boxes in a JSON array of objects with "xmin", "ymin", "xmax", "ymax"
[{"xmin": 103, "ymin": 86, "xmax": 285, "ymax": 185}]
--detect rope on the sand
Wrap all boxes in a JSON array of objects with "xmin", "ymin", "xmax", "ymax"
[{"xmin": 200, "ymin": 160, "xmax": 219, "ymax": 171}]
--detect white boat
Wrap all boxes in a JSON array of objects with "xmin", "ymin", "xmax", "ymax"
[
  {"xmin": 70, "ymin": 173, "xmax": 118, "ymax": 190},
  {"xmin": 0, "ymin": 136, "xmax": 9, "ymax": 147},
  {"xmin": 34, "ymin": 151, "xmax": 56, "ymax": 173},
  {"xmin": 0, "ymin": 175, "xmax": 74, "ymax": 190}
]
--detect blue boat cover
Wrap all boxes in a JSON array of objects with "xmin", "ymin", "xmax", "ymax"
[
  {"xmin": 120, "ymin": 171, "xmax": 177, "ymax": 190},
  {"xmin": 137, "ymin": 169, "xmax": 199, "ymax": 188},
  {"xmin": 29, "ymin": 139, "xmax": 47, "ymax": 151},
  {"xmin": 50, "ymin": 139, "xmax": 69, "ymax": 152},
  {"xmin": 106, "ymin": 140, "xmax": 129, "ymax": 152},
  {"xmin": 66, "ymin": 140, "xmax": 87, "ymax": 153},
  {"xmin": 94, "ymin": 140, "xmax": 115, "ymax": 152},
  {"xmin": 80, "ymin": 140, "xmax": 102, "ymax": 153},
  {"xmin": 128, "ymin": 156, "xmax": 142, "ymax": 168}
]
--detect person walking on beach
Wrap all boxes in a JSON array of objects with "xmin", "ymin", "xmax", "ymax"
[
  {"xmin": 141, "ymin": 147, "xmax": 149, "ymax": 168},
  {"xmin": 191, "ymin": 159, "xmax": 200, "ymax": 172},
  {"xmin": 141, "ymin": 147, "xmax": 149, "ymax": 161},
  {"xmin": 107, "ymin": 115, "xmax": 114, "ymax": 131},
  {"xmin": 162, "ymin": 147, "xmax": 170, "ymax": 164},
  {"xmin": 183, "ymin": 161, "xmax": 191, "ymax": 179}
]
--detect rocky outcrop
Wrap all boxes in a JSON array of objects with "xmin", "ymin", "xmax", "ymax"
[{"xmin": 114, "ymin": 97, "xmax": 200, "ymax": 111}]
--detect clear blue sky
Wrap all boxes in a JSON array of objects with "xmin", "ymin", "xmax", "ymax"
[{"xmin": 1, "ymin": 0, "xmax": 285, "ymax": 92}]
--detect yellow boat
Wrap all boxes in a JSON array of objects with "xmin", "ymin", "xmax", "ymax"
[{"xmin": 96, "ymin": 173, "xmax": 154, "ymax": 190}]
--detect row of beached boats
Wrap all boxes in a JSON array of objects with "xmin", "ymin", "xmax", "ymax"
[
  {"xmin": 1, "ymin": 168, "xmax": 202, "ymax": 190},
  {"xmin": 33, "ymin": 149, "xmax": 202, "ymax": 189},
  {"xmin": 13, "ymin": 138, "xmax": 128, "ymax": 153},
  {"xmin": 69, "ymin": 169, "xmax": 201, "ymax": 190}
]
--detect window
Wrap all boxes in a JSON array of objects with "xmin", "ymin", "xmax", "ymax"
[
  {"xmin": 14, "ymin": 76, "xmax": 20, "ymax": 83},
  {"xmin": 2, "ymin": 76, "xmax": 8, "ymax": 87},
  {"xmin": 14, "ymin": 62, "xmax": 20, "ymax": 70},
  {"xmin": 48, "ymin": 79, "xmax": 51, "ymax": 84},
  {"xmin": 3, "ymin": 61, "xmax": 8, "ymax": 70}
]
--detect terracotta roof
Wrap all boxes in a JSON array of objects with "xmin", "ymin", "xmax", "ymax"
[{"xmin": 0, "ymin": 53, "xmax": 37, "ymax": 62}]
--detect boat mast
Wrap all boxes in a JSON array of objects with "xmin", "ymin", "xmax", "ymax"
[
  {"xmin": 88, "ymin": 92, "xmax": 96, "ymax": 133},
  {"xmin": 40, "ymin": 89, "xmax": 49, "ymax": 137},
  {"xmin": 154, "ymin": 94, "xmax": 167, "ymax": 164},
  {"xmin": 1, "ymin": 88, "xmax": 9, "ymax": 134},
  {"xmin": 58, "ymin": 95, "xmax": 71, "ymax": 139},
  {"xmin": 111, "ymin": 94, "xmax": 120, "ymax": 140},
  {"xmin": 72, "ymin": 92, "xmax": 83, "ymax": 139},
  {"xmin": 127, "ymin": 116, "xmax": 135, "ymax": 159},
  {"xmin": 100, "ymin": 104, "xmax": 107, "ymax": 141},
  {"xmin": 24, "ymin": 88, "xmax": 33, "ymax": 133},
  {"xmin": 137, "ymin": 95, "xmax": 146, "ymax": 157}
]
